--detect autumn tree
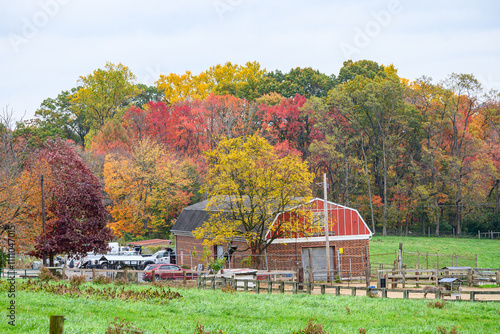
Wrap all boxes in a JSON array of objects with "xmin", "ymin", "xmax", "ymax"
[
  {"xmin": 103, "ymin": 137, "xmax": 195, "ymax": 239},
  {"xmin": 21, "ymin": 138, "xmax": 113, "ymax": 260},
  {"xmin": 71, "ymin": 62, "xmax": 141, "ymax": 129},
  {"xmin": 193, "ymin": 135, "xmax": 314, "ymax": 267}
]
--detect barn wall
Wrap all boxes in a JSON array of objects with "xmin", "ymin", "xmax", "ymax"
[{"xmin": 175, "ymin": 234, "xmax": 369, "ymax": 273}]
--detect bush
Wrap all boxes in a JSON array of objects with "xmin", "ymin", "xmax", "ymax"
[
  {"xmin": 105, "ymin": 317, "xmax": 145, "ymax": 334},
  {"xmin": 428, "ymin": 300, "xmax": 446, "ymax": 309},
  {"xmin": 39, "ymin": 266, "xmax": 57, "ymax": 282},
  {"xmin": 93, "ymin": 275, "xmax": 113, "ymax": 285},
  {"xmin": 193, "ymin": 322, "xmax": 225, "ymax": 334},
  {"xmin": 114, "ymin": 277, "xmax": 129, "ymax": 286},
  {"xmin": 437, "ymin": 326, "xmax": 461, "ymax": 334},
  {"xmin": 293, "ymin": 319, "xmax": 329, "ymax": 334},
  {"xmin": 69, "ymin": 275, "xmax": 86, "ymax": 287}
]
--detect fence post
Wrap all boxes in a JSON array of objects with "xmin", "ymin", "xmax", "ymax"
[
  {"xmin": 293, "ymin": 282, "xmax": 297, "ymax": 294},
  {"xmin": 470, "ymin": 291, "xmax": 475, "ymax": 301},
  {"xmin": 255, "ymin": 280, "xmax": 260, "ymax": 294},
  {"xmin": 152, "ymin": 270, "xmax": 155, "ymax": 283},
  {"xmin": 92, "ymin": 268, "xmax": 95, "ymax": 280},
  {"xmin": 49, "ymin": 315, "xmax": 64, "ymax": 334},
  {"xmin": 307, "ymin": 283, "xmax": 311, "ymax": 294},
  {"xmin": 435, "ymin": 263, "xmax": 439, "ymax": 286},
  {"xmin": 183, "ymin": 271, "xmax": 186, "ymax": 287},
  {"xmin": 244, "ymin": 280, "xmax": 248, "ymax": 292},
  {"xmin": 478, "ymin": 230, "xmax": 480, "ymax": 239},
  {"xmin": 403, "ymin": 290, "xmax": 408, "ymax": 299},
  {"xmin": 468, "ymin": 269, "xmax": 473, "ymax": 286},
  {"xmin": 351, "ymin": 287, "xmax": 356, "ymax": 296},
  {"xmin": 268, "ymin": 280, "xmax": 272, "ymax": 294},
  {"xmin": 211, "ymin": 277, "xmax": 215, "ymax": 290},
  {"xmin": 280, "ymin": 281, "xmax": 284, "ymax": 294},
  {"xmin": 381, "ymin": 288, "xmax": 387, "ymax": 298},
  {"xmin": 335, "ymin": 286, "xmax": 340, "ymax": 296},
  {"xmin": 496, "ymin": 270, "xmax": 500, "ymax": 285},
  {"xmin": 321, "ymin": 284, "xmax": 325, "ymax": 295}
]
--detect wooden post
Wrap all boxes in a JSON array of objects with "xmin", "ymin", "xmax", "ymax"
[
  {"xmin": 335, "ymin": 286, "xmax": 340, "ymax": 296},
  {"xmin": 365, "ymin": 245, "xmax": 370, "ymax": 288},
  {"xmin": 211, "ymin": 277, "xmax": 215, "ymax": 290},
  {"xmin": 183, "ymin": 271, "xmax": 186, "ymax": 287},
  {"xmin": 293, "ymin": 282, "xmax": 297, "ymax": 294},
  {"xmin": 496, "ymin": 270, "xmax": 500, "ymax": 286},
  {"xmin": 470, "ymin": 291, "xmax": 475, "ymax": 301},
  {"xmin": 381, "ymin": 288, "xmax": 387, "ymax": 298},
  {"xmin": 435, "ymin": 263, "xmax": 439, "ymax": 286},
  {"xmin": 351, "ymin": 287, "xmax": 356, "ymax": 296},
  {"xmin": 321, "ymin": 284, "xmax": 326, "ymax": 295},
  {"xmin": 307, "ymin": 248, "xmax": 314, "ymax": 288},
  {"xmin": 92, "ymin": 268, "xmax": 95, "ymax": 280},
  {"xmin": 478, "ymin": 230, "xmax": 480, "ymax": 239},
  {"xmin": 307, "ymin": 283, "xmax": 311, "ymax": 294},
  {"xmin": 244, "ymin": 280, "xmax": 248, "ymax": 292},
  {"xmin": 402, "ymin": 269, "xmax": 406, "ymax": 289},
  {"xmin": 152, "ymin": 270, "xmax": 156, "ymax": 282},
  {"xmin": 468, "ymin": 269, "xmax": 473, "ymax": 286},
  {"xmin": 255, "ymin": 280, "xmax": 260, "ymax": 294},
  {"xmin": 403, "ymin": 290, "xmax": 408, "ymax": 299},
  {"xmin": 267, "ymin": 280, "xmax": 272, "ymax": 294},
  {"xmin": 49, "ymin": 315, "xmax": 64, "ymax": 334},
  {"xmin": 280, "ymin": 281, "xmax": 284, "ymax": 294},
  {"xmin": 416, "ymin": 265, "xmax": 420, "ymax": 288}
]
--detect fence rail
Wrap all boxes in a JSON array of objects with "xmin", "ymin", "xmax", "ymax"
[
  {"xmin": 196, "ymin": 276, "xmax": 500, "ymax": 302},
  {"xmin": 376, "ymin": 268, "xmax": 500, "ymax": 288},
  {"xmin": 478, "ymin": 231, "xmax": 500, "ymax": 239}
]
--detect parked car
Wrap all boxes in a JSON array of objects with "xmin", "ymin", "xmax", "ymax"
[{"xmin": 142, "ymin": 264, "xmax": 195, "ymax": 281}]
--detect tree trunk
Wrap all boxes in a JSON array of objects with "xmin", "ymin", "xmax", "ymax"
[{"xmin": 361, "ymin": 137, "xmax": 376, "ymax": 234}]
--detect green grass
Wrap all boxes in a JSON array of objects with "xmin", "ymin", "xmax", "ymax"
[
  {"xmin": 1, "ymin": 281, "xmax": 500, "ymax": 333},
  {"xmin": 369, "ymin": 236, "xmax": 500, "ymax": 269}
]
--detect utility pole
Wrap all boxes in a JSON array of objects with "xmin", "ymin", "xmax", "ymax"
[
  {"xmin": 324, "ymin": 173, "xmax": 331, "ymax": 282},
  {"xmin": 41, "ymin": 175, "xmax": 47, "ymax": 266}
]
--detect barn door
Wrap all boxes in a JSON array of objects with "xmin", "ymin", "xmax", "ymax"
[{"xmin": 302, "ymin": 247, "xmax": 335, "ymax": 282}]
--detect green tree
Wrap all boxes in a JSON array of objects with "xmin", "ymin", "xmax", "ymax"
[{"xmin": 72, "ymin": 62, "xmax": 141, "ymax": 129}]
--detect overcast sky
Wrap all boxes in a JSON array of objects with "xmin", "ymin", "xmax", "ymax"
[{"xmin": 1, "ymin": 0, "xmax": 499, "ymax": 122}]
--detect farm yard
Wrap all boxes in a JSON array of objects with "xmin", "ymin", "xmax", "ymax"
[{"xmin": 1, "ymin": 236, "xmax": 500, "ymax": 333}]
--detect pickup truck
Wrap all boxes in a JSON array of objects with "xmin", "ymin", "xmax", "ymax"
[{"xmin": 142, "ymin": 249, "xmax": 176, "ymax": 266}]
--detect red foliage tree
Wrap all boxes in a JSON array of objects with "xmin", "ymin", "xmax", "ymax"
[{"xmin": 28, "ymin": 138, "xmax": 113, "ymax": 259}]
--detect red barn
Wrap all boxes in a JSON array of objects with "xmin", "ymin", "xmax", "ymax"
[{"xmin": 172, "ymin": 198, "xmax": 372, "ymax": 280}]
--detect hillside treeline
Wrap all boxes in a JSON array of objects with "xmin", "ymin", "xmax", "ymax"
[{"xmin": 2, "ymin": 60, "xmax": 499, "ymax": 249}]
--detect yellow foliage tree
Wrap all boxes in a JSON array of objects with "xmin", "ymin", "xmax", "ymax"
[
  {"xmin": 156, "ymin": 61, "xmax": 266, "ymax": 104},
  {"xmin": 104, "ymin": 138, "xmax": 194, "ymax": 238},
  {"xmin": 193, "ymin": 135, "xmax": 316, "ymax": 267}
]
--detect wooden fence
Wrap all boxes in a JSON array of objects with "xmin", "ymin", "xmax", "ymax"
[
  {"xmin": 478, "ymin": 231, "xmax": 500, "ymax": 239},
  {"xmin": 376, "ymin": 268, "xmax": 500, "ymax": 288},
  {"xmin": 196, "ymin": 276, "xmax": 500, "ymax": 302}
]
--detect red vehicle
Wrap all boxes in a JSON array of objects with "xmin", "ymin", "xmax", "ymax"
[{"xmin": 142, "ymin": 264, "xmax": 196, "ymax": 281}]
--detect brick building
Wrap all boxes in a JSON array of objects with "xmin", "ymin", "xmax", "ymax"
[{"xmin": 171, "ymin": 198, "xmax": 373, "ymax": 280}]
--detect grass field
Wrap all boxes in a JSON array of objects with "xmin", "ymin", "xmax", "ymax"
[
  {"xmin": 1, "ymin": 236, "xmax": 499, "ymax": 333},
  {"xmin": 1, "ymin": 280, "xmax": 500, "ymax": 334},
  {"xmin": 369, "ymin": 236, "xmax": 500, "ymax": 269}
]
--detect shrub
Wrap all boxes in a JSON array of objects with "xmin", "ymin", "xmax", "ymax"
[
  {"xmin": 69, "ymin": 275, "xmax": 86, "ymax": 287},
  {"xmin": 193, "ymin": 322, "xmax": 225, "ymax": 334},
  {"xmin": 293, "ymin": 319, "xmax": 329, "ymax": 334},
  {"xmin": 105, "ymin": 317, "xmax": 144, "ymax": 334},
  {"xmin": 93, "ymin": 275, "xmax": 112, "ymax": 285},
  {"xmin": 114, "ymin": 277, "xmax": 129, "ymax": 286},
  {"xmin": 39, "ymin": 266, "xmax": 57, "ymax": 282},
  {"xmin": 437, "ymin": 326, "xmax": 461, "ymax": 334},
  {"xmin": 428, "ymin": 300, "xmax": 446, "ymax": 309}
]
